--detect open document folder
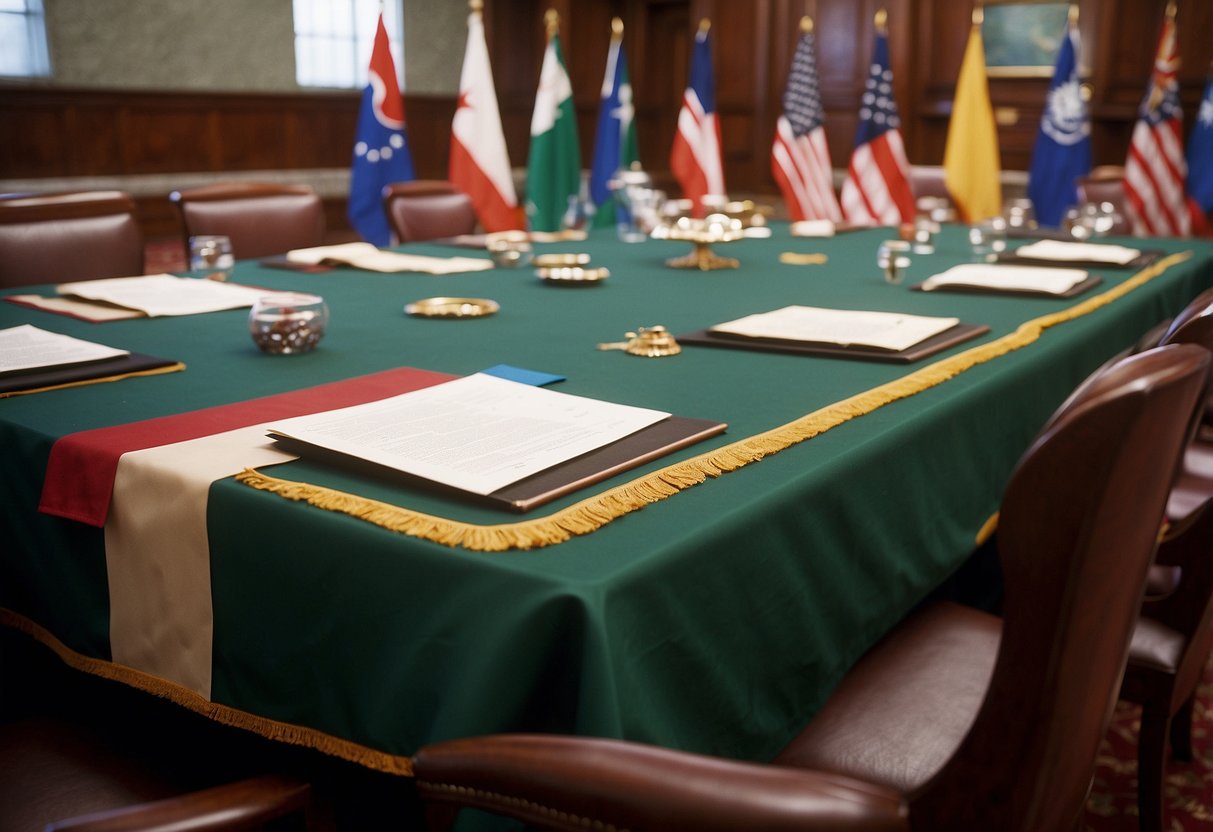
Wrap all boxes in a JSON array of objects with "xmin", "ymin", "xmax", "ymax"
[
  {"xmin": 0, "ymin": 324, "xmax": 180, "ymax": 395},
  {"xmin": 265, "ymin": 373, "xmax": 726, "ymax": 511},
  {"xmin": 55, "ymin": 274, "xmax": 270, "ymax": 317},
  {"xmin": 284, "ymin": 242, "xmax": 493, "ymax": 274}
]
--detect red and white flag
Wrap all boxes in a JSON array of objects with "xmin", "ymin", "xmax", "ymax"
[
  {"xmin": 670, "ymin": 21, "xmax": 725, "ymax": 212},
  {"xmin": 1123, "ymin": 7, "xmax": 1191, "ymax": 237},
  {"xmin": 450, "ymin": 7, "xmax": 523, "ymax": 232},
  {"xmin": 771, "ymin": 20, "xmax": 841, "ymax": 222},
  {"xmin": 839, "ymin": 28, "xmax": 915, "ymax": 226}
]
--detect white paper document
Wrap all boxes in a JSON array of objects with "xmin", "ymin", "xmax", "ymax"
[
  {"xmin": 0, "ymin": 324, "xmax": 129, "ymax": 375},
  {"xmin": 265, "ymin": 373, "xmax": 671, "ymax": 496},
  {"xmin": 710, "ymin": 305, "xmax": 960, "ymax": 352},
  {"xmin": 1014, "ymin": 240, "xmax": 1141, "ymax": 265},
  {"xmin": 286, "ymin": 242, "xmax": 493, "ymax": 275},
  {"xmin": 57, "ymin": 274, "xmax": 271, "ymax": 317},
  {"xmin": 921, "ymin": 263, "xmax": 1089, "ymax": 295}
]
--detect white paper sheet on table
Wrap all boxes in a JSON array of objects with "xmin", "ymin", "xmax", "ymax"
[
  {"xmin": 0, "ymin": 323, "xmax": 129, "ymax": 375},
  {"xmin": 921, "ymin": 263, "xmax": 1089, "ymax": 295},
  {"xmin": 286, "ymin": 242, "xmax": 493, "ymax": 274},
  {"xmin": 1013, "ymin": 240, "xmax": 1140, "ymax": 265},
  {"xmin": 57, "ymin": 274, "xmax": 270, "ymax": 317},
  {"xmin": 709, "ymin": 305, "xmax": 960, "ymax": 352},
  {"xmin": 265, "ymin": 373, "xmax": 671, "ymax": 496}
]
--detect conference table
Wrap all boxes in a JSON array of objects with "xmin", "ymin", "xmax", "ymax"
[{"xmin": 3, "ymin": 224, "xmax": 1212, "ymax": 782}]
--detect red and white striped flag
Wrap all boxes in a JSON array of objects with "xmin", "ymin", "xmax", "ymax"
[
  {"xmin": 771, "ymin": 18, "xmax": 841, "ymax": 222},
  {"xmin": 1123, "ymin": 6, "xmax": 1191, "ymax": 238},
  {"xmin": 670, "ymin": 20, "xmax": 725, "ymax": 212},
  {"xmin": 839, "ymin": 26, "xmax": 915, "ymax": 226},
  {"xmin": 450, "ymin": 6, "xmax": 523, "ymax": 232}
]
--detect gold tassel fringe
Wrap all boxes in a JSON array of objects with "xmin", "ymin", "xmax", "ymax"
[{"xmin": 237, "ymin": 253, "xmax": 1193, "ymax": 552}]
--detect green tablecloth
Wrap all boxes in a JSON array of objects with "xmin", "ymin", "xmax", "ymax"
[{"xmin": 3, "ymin": 226, "xmax": 1212, "ymax": 772}]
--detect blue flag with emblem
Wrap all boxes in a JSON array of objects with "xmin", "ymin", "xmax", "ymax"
[
  {"xmin": 589, "ymin": 21, "xmax": 639, "ymax": 228},
  {"xmin": 1026, "ymin": 22, "xmax": 1091, "ymax": 228},
  {"xmin": 1188, "ymin": 74, "xmax": 1213, "ymax": 215},
  {"xmin": 348, "ymin": 14, "xmax": 415, "ymax": 246}
]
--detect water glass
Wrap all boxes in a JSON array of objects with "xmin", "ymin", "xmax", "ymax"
[
  {"xmin": 249, "ymin": 293, "xmax": 329, "ymax": 355},
  {"xmin": 877, "ymin": 240, "xmax": 912, "ymax": 285},
  {"xmin": 1004, "ymin": 198, "xmax": 1036, "ymax": 231},
  {"xmin": 968, "ymin": 218, "xmax": 1007, "ymax": 260},
  {"xmin": 189, "ymin": 235, "xmax": 234, "ymax": 278}
]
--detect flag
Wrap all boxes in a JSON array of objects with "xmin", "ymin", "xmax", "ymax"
[
  {"xmin": 670, "ymin": 20, "xmax": 725, "ymax": 212},
  {"xmin": 838, "ymin": 25, "xmax": 914, "ymax": 226},
  {"xmin": 1189, "ymin": 74, "xmax": 1213, "ymax": 216},
  {"xmin": 944, "ymin": 19, "xmax": 1002, "ymax": 223},
  {"xmin": 1123, "ymin": 7, "xmax": 1190, "ymax": 237},
  {"xmin": 589, "ymin": 20, "xmax": 639, "ymax": 228},
  {"xmin": 526, "ymin": 17, "xmax": 581, "ymax": 232},
  {"xmin": 1026, "ymin": 19, "xmax": 1091, "ymax": 227},
  {"xmin": 450, "ymin": 6, "xmax": 522, "ymax": 232},
  {"xmin": 771, "ymin": 18, "xmax": 841, "ymax": 223},
  {"xmin": 348, "ymin": 14, "xmax": 415, "ymax": 246}
]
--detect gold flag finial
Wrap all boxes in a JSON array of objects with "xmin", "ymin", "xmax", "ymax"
[
  {"xmin": 972, "ymin": 2, "xmax": 984, "ymax": 27},
  {"xmin": 800, "ymin": 15, "xmax": 814, "ymax": 34},
  {"xmin": 698, "ymin": 18, "xmax": 711, "ymax": 36},
  {"xmin": 1165, "ymin": 0, "xmax": 1177, "ymax": 19},
  {"xmin": 469, "ymin": 0, "xmax": 483, "ymax": 12},
  {"xmin": 611, "ymin": 16, "xmax": 624, "ymax": 38},
  {"xmin": 874, "ymin": 8, "xmax": 888, "ymax": 31},
  {"xmin": 545, "ymin": 8, "xmax": 559, "ymax": 38},
  {"xmin": 1068, "ymin": 3, "xmax": 1078, "ymax": 26}
]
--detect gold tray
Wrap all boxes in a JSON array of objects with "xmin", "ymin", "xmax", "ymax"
[
  {"xmin": 404, "ymin": 297, "xmax": 500, "ymax": 318},
  {"xmin": 536, "ymin": 266, "xmax": 610, "ymax": 285},
  {"xmin": 533, "ymin": 253, "xmax": 591, "ymax": 268}
]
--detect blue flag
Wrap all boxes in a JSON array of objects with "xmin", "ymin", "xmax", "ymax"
[
  {"xmin": 589, "ymin": 26, "xmax": 639, "ymax": 228},
  {"xmin": 1027, "ymin": 24, "xmax": 1091, "ymax": 228},
  {"xmin": 348, "ymin": 15, "xmax": 415, "ymax": 246},
  {"xmin": 1188, "ymin": 75, "xmax": 1213, "ymax": 215}
]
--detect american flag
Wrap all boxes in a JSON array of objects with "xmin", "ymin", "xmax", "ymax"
[
  {"xmin": 771, "ymin": 22, "xmax": 841, "ymax": 222},
  {"xmin": 670, "ymin": 22, "xmax": 725, "ymax": 212},
  {"xmin": 1123, "ymin": 9, "xmax": 1191, "ymax": 237},
  {"xmin": 839, "ymin": 29, "xmax": 915, "ymax": 226}
]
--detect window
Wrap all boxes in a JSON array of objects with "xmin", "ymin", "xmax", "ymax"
[
  {"xmin": 0, "ymin": 0, "xmax": 51, "ymax": 78},
  {"xmin": 293, "ymin": 0, "xmax": 404, "ymax": 89}
]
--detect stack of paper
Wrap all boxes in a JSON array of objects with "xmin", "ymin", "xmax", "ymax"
[
  {"xmin": 1013, "ymin": 240, "xmax": 1141, "ymax": 265},
  {"xmin": 921, "ymin": 264, "xmax": 1089, "ymax": 295},
  {"xmin": 709, "ymin": 305, "xmax": 960, "ymax": 352},
  {"xmin": 56, "ymin": 274, "xmax": 271, "ymax": 317},
  {"xmin": 0, "ymin": 324, "xmax": 128, "ymax": 375},
  {"xmin": 286, "ymin": 242, "xmax": 493, "ymax": 275}
]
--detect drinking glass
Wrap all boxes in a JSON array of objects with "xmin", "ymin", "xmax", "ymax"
[
  {"xmin": 968, "ymin": 217, "xmax": 1007, "ymax": 260},
  {"xmin": 877, "ymin": 240, "xmax": 912, "ymax": 285},
  {"xmin": 1003, "ymin": 198, "xmax": 1036, "ymax": 231},
  {"xmin": 189, "ymin": 235, "xmax": 234, "ymax": 279},
  {"xmin": 249, "ymin": 293, "xmax": 329, "ymax": 355}
]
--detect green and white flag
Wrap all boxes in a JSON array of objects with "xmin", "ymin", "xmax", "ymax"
[{"xmin": 526, "ymin": 30, "xmax": 581, "ymax": 232}]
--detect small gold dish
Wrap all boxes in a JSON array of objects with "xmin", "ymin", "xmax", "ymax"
[
  {"xmin": 536, "ymin": 266, "xmax": 610, "ymax": 285},
  {"xmin": 404, "ymin": 297, "xmax": 500, "ymax": 318},
  {"xmin": 533, "ymin": 253, "xmax": 591, "ymax": 268}
]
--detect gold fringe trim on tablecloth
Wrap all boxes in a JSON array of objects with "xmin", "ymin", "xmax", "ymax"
[
  {"xmin": 0, "ymin": 362, "xmax": 186, "ymax": 399},
  {"xmin": 237, "ymin": 252, "xmax": 1194, "ymax": 552},
  {"xmin": 0, "ymin": 608, "xmax": 415, "ymax": 776}
]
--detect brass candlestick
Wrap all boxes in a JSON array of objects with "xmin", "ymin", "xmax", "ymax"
[{"xmin": 652, "ymin": 215, "xmax": 744, "ymax": 271}]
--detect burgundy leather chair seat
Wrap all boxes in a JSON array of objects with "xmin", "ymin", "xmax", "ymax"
[
  {"xmin": 774, "ymin": 602, "xmax": 999, "ymax": 794},
  {"xmin": 1128, "ymin": 617, "xmax": 1187, "ymax": 674},
  {"xmin": 170, "ymin": 182, "xmax": 325, "ymax": 261}
]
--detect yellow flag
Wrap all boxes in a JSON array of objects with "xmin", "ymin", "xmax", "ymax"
[{"xmin": 944, "ymin": 24, "xmax": 1002, "ymax": 223}]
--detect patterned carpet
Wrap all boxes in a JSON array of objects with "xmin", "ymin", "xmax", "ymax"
[{"xmin": 1084, "ymin": 658, "xmax": 1213, "ymax": 830}]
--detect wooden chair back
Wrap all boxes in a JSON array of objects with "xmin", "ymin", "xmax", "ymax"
[
  {"xmin": 170, "ymin": 182, "xmax": 325, "ymax": 261},
  {"xmin": 382, "ymin": 181, "xmax": 477, "ymax": 243}
]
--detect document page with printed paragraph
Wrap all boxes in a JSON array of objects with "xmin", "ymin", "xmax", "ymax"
[
  {"xmin": 57, "ymin": 274, "xmax": 270, "ymax": 316},
  {"xmin": 922, "ymin": 264, "xmax": 1089, "ymax": 294},
  {"xmin": 1013, "ymin": 240, "xmax": 1140, "ymax": 265},
  {"xmin": 285, "ymin": 242, "xmax": 493, "ymax": 274},
  {"xmin": 266, "ymin": 373, "xmax": 671, "ymax": 496},
  {"xmin": 709, "ymin": 305, "xmax": 960, "ymax": 352},
  {"xmin": 0, "ymin": 324, "xmax": 129, "ymax": 375}
]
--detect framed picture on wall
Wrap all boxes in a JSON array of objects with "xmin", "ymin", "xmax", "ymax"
[{"xmin": 983, "ymin": 1, "xmax": 1072, "ymax": 77}]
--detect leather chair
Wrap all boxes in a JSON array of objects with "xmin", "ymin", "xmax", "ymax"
[
  {"xmin": 411, "ymin": 344, "xmax": 1209, "ymax": 832},
  {"xmin": 382, "ymin": 181, "xmax": 477, "ymax": 243},
  {"xmin": 169, "ymin": 182, "xmax": 325, "ymax": 261},
  {"xmin": 1119, "ymin": 287, "xmax": 1213, "ymax": 832},
  {"xmin": 0, "ymin": 191, "xmax": 144, "ymax": 289},
  {"xmin": 1076, "ymin": 166, "xmax": 1132, "ymax": 235}
]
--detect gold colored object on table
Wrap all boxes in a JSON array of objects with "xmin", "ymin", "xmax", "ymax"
[
  {"xmin": 404, "ymin": 297, "xmax": 500, "ymax": 318},
  {"xmin": 537, "ymin": 266, "xmax": 610, "ymax": 285},
  {"xmin": 779, "ymin": 252, "xmax": 829, "ymax": 266},
  {"xmin": 652, "ymin": 215, "xmax": 744, "ymax": 271},
  {"xmin": 533, "ymin": 253, "xmax": 591, "ymax": 268},
  {"xmin": 597, "ymin": 325, "xmax": 682, "ymax": 357}
]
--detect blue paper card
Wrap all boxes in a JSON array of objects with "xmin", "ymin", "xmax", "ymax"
[{"xmin": 480, "ymin": 364, "xmax": 566, "ymax": 387}]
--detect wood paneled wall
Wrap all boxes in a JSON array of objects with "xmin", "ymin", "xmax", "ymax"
[{"xmin": 3, "ymin": 0, "xmax": 1210, "ymax": 235}]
